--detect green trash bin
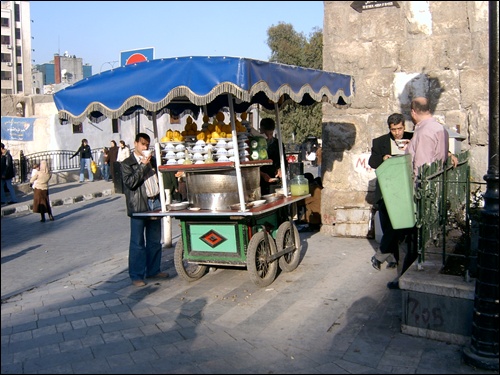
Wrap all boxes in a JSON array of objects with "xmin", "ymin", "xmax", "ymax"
[{"xmin": 375, "ymin": 154, "xmax": 416, "ymax": 229}]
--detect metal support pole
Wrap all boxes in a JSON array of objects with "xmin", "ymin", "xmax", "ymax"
[{"xmin": 463, "ymin": 1, "xmax": 499, "ymax": 370}]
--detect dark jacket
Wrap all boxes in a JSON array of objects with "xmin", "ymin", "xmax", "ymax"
[
  {"xmin": 1, "ymin": 151, "xmax": 15, "ymax": 180},
  {"xmin": 108, "ymin": 146, "xmax": 119, "ymax": 180},
  {"xmin": 121, "ymin": 153, "xmax": 158, "ymax": 217},
  {"xmin": 71, "ymin": 144, "xmax": 92, "ymax": 160},
  {"xmin": 368, "ymin": 131, "xmax": 413, "ymax": 169},
  {"xmin": 369, "ymin": 131, "xmax": 413, "ymax": 202},
  {"xmin": 260, "ymin": 137, "xmax": 288, "ymax": 195}
]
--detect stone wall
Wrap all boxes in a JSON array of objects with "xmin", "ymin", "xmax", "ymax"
[{"xmin": 322, "ymin": 1, "xmax": 489, "ymax": 237}]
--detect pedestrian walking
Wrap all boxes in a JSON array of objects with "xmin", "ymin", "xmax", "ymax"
[
  {"xmin": 1, "ymin": 142, "xmax": 18, "ymax": 205},
  {"xmin": 70, "ymin": 138, "xmax": 94, "ymax": 183},
  {"xmin": 117, "ymin": 140, "xmax": 131, "ymax": 162},
  {"xmin": 30, "ymin": 160, "xmax": 54, "ymax": 222},
  {"xmin": 30, "ymin": 163, "xmax": 40, "ymax": 189},
  {"xmin": 368, "ymin": 113, "xmax": 413, "ymax": 287},
  {"xmin": 102, "ymin": 147, "xmax": 110, "ymax": 181},
  {"xmin": 107, "ymin": 140, "xmax": 119, "ymax": 182}
]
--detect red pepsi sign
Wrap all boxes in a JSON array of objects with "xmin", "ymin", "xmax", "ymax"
[{"xmin": 120, "ymin": 47, "xmax": 155, "ymax": 67}]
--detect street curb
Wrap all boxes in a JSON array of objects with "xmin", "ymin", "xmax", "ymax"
[{"xmin": 1, "ymin": 188, "xmax": 114, "ymax": 217}]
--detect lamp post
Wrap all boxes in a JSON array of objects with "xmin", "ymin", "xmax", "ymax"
[
  {"xmin": 463, "ymin": 1, "xmax": 499, "ymax": 370},
  {"xmin": 100, "ymin": 60, "xmax": 119, "ymax": 73}
]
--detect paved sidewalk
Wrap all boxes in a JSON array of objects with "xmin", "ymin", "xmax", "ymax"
[
  {"xmin": 1, "ymin": 180, "xmax": 496, "ymax": 374},
  {"xmin": 1, "ymin": 180, "xmax": 115, "ymax": 217}
]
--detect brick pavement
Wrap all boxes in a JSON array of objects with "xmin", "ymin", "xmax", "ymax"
[{"xmin": 1, "ymin": 180, "xmax": 496, "ymax": 374}]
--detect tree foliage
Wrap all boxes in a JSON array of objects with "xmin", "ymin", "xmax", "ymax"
[{"xmin": 265, "ymin": 23, "xmax": 323, "ymax": 144}]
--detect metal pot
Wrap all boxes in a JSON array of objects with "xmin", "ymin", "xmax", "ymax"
[{"xmin": 185, "ymin": 166, "xmax": 261, "ymax": 210}]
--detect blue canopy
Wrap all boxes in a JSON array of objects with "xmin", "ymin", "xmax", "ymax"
[{"xmin": 54, "ymin": 56, "xmax": 354, "ymax": 124}]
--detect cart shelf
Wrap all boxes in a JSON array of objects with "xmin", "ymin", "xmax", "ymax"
[
  {"xmin": 158, "ymin": 159, "xmax": 272, "ymax": 173},
  {"xmin": 133, "ymin": 195, "xmax": 309, "ymax": 218}
]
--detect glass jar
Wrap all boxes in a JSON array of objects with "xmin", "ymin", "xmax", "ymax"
[{"xmin": 290, "ymin": 175, "xmax": 309, "ymax": 196}]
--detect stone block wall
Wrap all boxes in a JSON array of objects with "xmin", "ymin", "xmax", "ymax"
[{"xmin": 322, "ymin": 1, "xmax": 489, "ymax": 237}]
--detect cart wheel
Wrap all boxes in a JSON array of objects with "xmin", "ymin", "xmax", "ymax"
[
  {"xmin": 246, "ymin": 231, "xmax": 278, "ymax": 287},
  {"xmin": 276, "ymin": 221, "xmax": 301, "ymax": 272},
  {"xmin": 174, "ymin": 239, "xmax": 207, "ymax": 282}
]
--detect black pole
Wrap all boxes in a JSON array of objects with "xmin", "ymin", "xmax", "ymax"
[{"xmin": 463, "ymin": 1, "xmax": 499, "ymax": 370}]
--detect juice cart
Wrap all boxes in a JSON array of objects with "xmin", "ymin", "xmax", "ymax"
[{"xmin": 54, "ymin": 56, "xmax": 354, "ymax": 287}]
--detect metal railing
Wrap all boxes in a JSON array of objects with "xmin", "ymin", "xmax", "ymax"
[
  {"xmin": 415, "ymin": 151, "xmax": 473, "ymax": 274},
  {"xmin": 12, "ymin": 148, "xmax": 104, "ymax": 183},
  {"xmin": 12, "ymin": 147, "xmax": 155, "ymax": 183}
]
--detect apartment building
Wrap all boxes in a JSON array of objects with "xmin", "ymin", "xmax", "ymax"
[
  {"xmin": 33, "ymin": 52, "xmax": 93, "ymax": 94},
  {"xmin": 1, "ymin": 0, "xmax": 32, "ymax": 96}
]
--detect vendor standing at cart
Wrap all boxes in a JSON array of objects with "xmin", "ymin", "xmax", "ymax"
[
  {"xmin": 259, "ymin": 118, "xmax": 288, "ymax": 195},
  {"xmin": 121, "ymin": 132, "xmax": 169, "ymax": 287}
]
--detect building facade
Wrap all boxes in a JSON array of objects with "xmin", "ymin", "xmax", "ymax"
[
  {"xmin": 32, "ymin": 52, "xmax": 93, "ymax": 94},
  {"xmin": 0, "ymin": 0, "xmax": 32, "ymax": 96},
  {"xmin": 321, "ymin": 1, "xmax": 490, "ymax": 237}
]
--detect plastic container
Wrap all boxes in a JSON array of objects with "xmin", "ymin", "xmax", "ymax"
[
  {"xmin": 375, "ymin": 154, "xmax": 416, "ymax": 229},
  {"xmin": 290, "ymin": 175, "xmax": 309, "ymax": 196}
]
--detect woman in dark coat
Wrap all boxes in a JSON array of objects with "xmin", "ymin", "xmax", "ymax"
[{"xmin": 108, "ymin": 140, "xmax": 119, "ymax": 182}]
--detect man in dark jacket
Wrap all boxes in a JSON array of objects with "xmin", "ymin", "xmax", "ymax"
[
  {"xmin": 368, "ymin": 113, "xmax": 413, "ymax": 289},
  {"xmin": 259, "ymin": 118, "xmax": 288, "ymax": 195},
  {"xmin": 1, "ymin": 142, "xmax": 18, "ymax": 205},
  {"xmin": 121, "ymin": 133, "xmax": 168, "ymax": 287}
]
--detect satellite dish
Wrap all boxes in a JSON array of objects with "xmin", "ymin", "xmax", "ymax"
[{"xmin": 61, "ymin": 69, "xmax": 67, "ymax": 76}]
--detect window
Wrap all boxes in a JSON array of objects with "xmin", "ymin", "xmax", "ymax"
[
  {"xmin": 14, "ymin": 4, "xmax": 20, "ymax": 22},
  {"xmin": 1, "ymin": 18, "xmax": 9, "ymax": 27},
  {"xmin": 112, "ymin": 118, "xmax": 119, "ymax": 133},
  {"xmin": 15, "ymin": 28, "xmax": 21, "ymax": 40},
  {"xmin": 1, "ymin": 35, "xmax": 10, "ymax": 45},
  {"xmin": 1, "ymin": 71, "xmax": 12, "ymax": 80},
  {"xmin": 73, "ymin": 123, "xmax": 83, "ymax": 134},
  {"xmin": 1, "ymin": 53, "xmax": 11, "ymax": 63}
]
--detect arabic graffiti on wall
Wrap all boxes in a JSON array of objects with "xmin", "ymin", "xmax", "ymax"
[{"xmin": 1, "ymin": 116, "xmax": 35, "ymax": 141}]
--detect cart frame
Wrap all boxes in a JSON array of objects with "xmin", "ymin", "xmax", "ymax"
[{"xmin": 54, "ymin": 56, "xmax": 354, "ymax": 286}]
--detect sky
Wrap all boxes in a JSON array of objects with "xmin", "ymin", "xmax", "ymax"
[{"xmin": 29, "ymin": 1, "xmax": 324, "ymax": 74}]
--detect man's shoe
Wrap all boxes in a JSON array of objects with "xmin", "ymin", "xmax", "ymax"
[
  {"xmin": 371, "ymin": 256, "xmax": 381, "ymax": 271},
  {"xmin": 386, "ymin": 262, "xmax": 397, "ymax": 269},
  {"xmin": 387, "ymin": 281, "xmax": 400, "ymax": 290},
  {"xmin": 148, "ymin": 272, "xmax": 169, "ymax": 279},
  {"xmin": 132, "ymin": 280, "xmax": 147, "ymax": 287}
]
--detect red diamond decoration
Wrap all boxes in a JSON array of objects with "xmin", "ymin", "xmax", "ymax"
[{"xmin": 201, "ymin": 230, "xmax": 227, "ymax": 248}]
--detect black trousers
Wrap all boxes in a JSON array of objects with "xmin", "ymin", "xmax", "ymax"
[{"xmin": 378, "ymin": 199, "xmax": 417, "ymax": 274}]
